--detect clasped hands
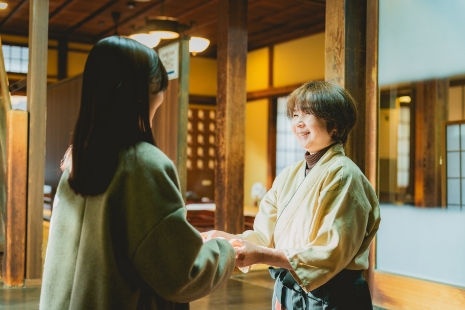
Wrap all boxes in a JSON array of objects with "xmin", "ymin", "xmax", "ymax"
[{"xmin": 201, "ymin": 230, "xmax": 262, "ymax": 268}]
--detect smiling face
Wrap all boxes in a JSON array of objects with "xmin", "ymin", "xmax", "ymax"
[{"xmin": 291, "ymin": 109, "xmax": 335, "ymax": 154}]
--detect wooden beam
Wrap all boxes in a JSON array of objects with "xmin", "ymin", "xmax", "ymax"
[
  {"xmin": 267, "ymin": 46, "xmax": 276, "ymax": 189},
  {"xmin": 215, "ymin": 0, "xmax": 248, "ymax": 234},
  {"xmin": 4, "ymin": 110, "xmax": 28, "ymax": 287},
  {"xmin": 365, "ymin": 0, "xmax": 379, "ymax": 294},
  {"xmin": 26, "ymin": 0, "xmax": 49, "ymax": 280},
  {"xmin": 189, "ymin": 95, "xmax": 216, "ymax": 105},
  {"xmin": 9, "ymin": 78, "xmax": 27, "ymax": 93},
  {"xmin": 414, "ymin": 79, "xmax": 448, "ymax": 207},
  {"xmin": 325, "ymin": 0, "xmax": 367, "ymax": 172},
  {"xmin": 247, "ymin": 83, "xmax": 305, "ymax": 101},
  {"xmin": 0, "ymin": 0, "xmax": 28, "ymax": 29},
  {"xmin": 49, "ymin": 0, "xmax": 75, "ymax": 20},
  {"xmin": 64, "ymin": 0, "xmax": 119, "ymax": 35},
  {"xmin": 177, "ymin": 37, "xmax": 191, "ymax": 199}
]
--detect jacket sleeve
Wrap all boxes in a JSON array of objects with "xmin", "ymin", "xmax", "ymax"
[
  {"xmin": 239, "ymin": 174, "xmax": 280, "ymax": 248},
  {"xmin": 121, "ymin": 148, "xmax": 236, "ymax": 303},
  {"xmin": 283, "ymin": 167, "xmax": 380, "ymax": 292}
]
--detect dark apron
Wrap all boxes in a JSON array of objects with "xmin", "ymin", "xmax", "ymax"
[{"xmin": 269, "ymin": 267, "xmax": 373, "ymax": 310}]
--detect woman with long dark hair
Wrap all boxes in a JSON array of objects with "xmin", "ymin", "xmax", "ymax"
[{"xmin": 40, "ymin": 36, "xmax": 236, "ymax": 310}]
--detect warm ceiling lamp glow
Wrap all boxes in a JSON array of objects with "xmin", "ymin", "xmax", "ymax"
[
  {"xmin": 149, "ymin": 30, "xmax": 179, "ymax": 39},
  {"xmin": 129, "ymin": 33, "xmax": 161, "ymax": 48},
  {"xmin": 189, "ymin": 37, "xmax": 210, "ymax": 55},
  {"xmin": 398, "ymin": 96, "xmax": 411, "ymax": 103},
  {"xmin": 0, "ymin": 2, "xmax": 8, "ymax": 9}
]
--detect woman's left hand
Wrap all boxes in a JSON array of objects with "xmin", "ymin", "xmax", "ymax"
[{"xmin": 229, "ymin": 239, "xmax": 264, "ymax": 267}]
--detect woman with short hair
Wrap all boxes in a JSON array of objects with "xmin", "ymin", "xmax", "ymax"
[{"xmin": 206, "ymin": 81, "xmax": 381, "ymax": 310}]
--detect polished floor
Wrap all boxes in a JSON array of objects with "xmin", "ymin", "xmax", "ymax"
[
  {"xmin": 0, "ymin": 270, "xmax": 274, "ymax": 310},
  {"xmin": 0, "ymin": 270, "xmax": 387, "ymax": 309}
]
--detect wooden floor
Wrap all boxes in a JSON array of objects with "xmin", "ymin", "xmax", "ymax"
[
  {"xmin": 0, "ymin": 270, "xmax": 274, "ymax": 310},
  {"xmin": 0, "ymin": 269, "xmax": 387, "ymax": 309}
]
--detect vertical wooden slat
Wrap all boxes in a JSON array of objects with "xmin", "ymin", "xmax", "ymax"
[
  {"xmin": 414, "ymin": 79, "xmax": 448, "ymax": 207},
  {"xmin": 365, "ymin": 0, "xmax": 379, "ymax": 292},
  {"xmin": 176, "ymin": 37, "xmax": 190, "ymax": 199},
  {"xmin": 26, "ymin": 0, "xmax": 49, "ymax": 281},
  {"xmin": 325, "ymin": 0, "xmax": 367, "ymax": 171},
  {"xmin": 215, "ymin": 0, "xmax": 248, "ymax": 234},
  {"xmin": 0, "ymin": 35, "xmax": 12, "ymax": 253},
  {"xmin": 267, "ymin": 46, "xmax": 277, "ymax": 190},
  {"xmin": 4, "ymin": 110, "xmax": 28, "ymax": 287}
]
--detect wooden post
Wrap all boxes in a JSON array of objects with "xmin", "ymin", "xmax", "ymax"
[
  {"xmin": 176, "ymin": 37, "xmax": 190, "ymax": 199},
  {"xmin": 215, "ymin": 0, "xmax": 248, "ymax": 233},
  {"xmin": 414, "ymin": 79, "xmax": 448, "ymax": 207},
  {"xmin": 0, "ymin": 35, "xmax": 13, "ymax": 251},
  {"xmin": 26, "ymin": 0, "xmax": 49, "ymax": 282},
  {"xmin": 365, "ymin": 0, "xmax": 379, "ymax": 293},
  {"xmin": 4, "ymin": 110, "xmax": 28, "ymax": 287},
  {"xmin": 267, "ymin": 46, "xmax": 277, "ymax": 190},
  {"xmin": 325, "ymin": 0, "xmax": 368, "ymax": 171}
]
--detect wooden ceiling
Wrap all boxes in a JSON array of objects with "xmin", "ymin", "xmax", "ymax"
[{"xmin": 0, "ymin": 0, "xmax": 325, "ymax": 57}]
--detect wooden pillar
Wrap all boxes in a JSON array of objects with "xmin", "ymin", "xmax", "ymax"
[
  {"xmin": 325, "ymin": 0, "xmax": 368, "ymax": 172},
  {"xmin": 58, "ymin": 36, "xmax": 68, "ymax": 80},
  {"xmin": 0, "ymin": 35, "xmax": 12, "ymax": 253},
  {"xmin": 365, "ymin": 0, "xmax": 379, "ymax": 293},
  {"xmin": 267, "ymin": 46, "xmax": 277, "ymax": 190},
  {"xmin": 414, "ymin": 79, "xmax": 448, "ymax": 207},
  {"xmin": 215, "ymin": 0, "xmax": 247, "ymax": 233},
  {"xmin": 26, "ymin": 0, "xmax": 49, "ymax": 282},
  {"xmin": 4, "ymin": 110, "xmax": 28, "ymax": 287}
]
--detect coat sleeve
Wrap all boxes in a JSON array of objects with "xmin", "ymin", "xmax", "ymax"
[
  {"xmin": 122, "ymin": 148, "xmax": 236, "ymax": 303},
  {"xmin": 283, "ymin": 166, "xmax": 379, "ymax": 292},
  {"xmin": 132, "ymin": 208, "xmax": 236, "ymax": 303}
]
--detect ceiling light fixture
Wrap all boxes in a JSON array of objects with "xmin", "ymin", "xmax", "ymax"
[
  {"xmin": 129, "ymin": 33, "xmax": 160, "ymax": 48},
  {"xmin": 0, "ymin": 2, "xmax": 8, "ymax": 9},
  {"xmin": 189, "ymin": 37, "xmax": 210, "ymax": 55},
  {"xmin": 129, "ymin": 0, "xmax": 210, "ymax": 54}
]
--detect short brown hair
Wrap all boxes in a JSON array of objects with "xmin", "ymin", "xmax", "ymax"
[{"xmin": 286, "ymin": 81, "xmax": 357, "ymax": 144}]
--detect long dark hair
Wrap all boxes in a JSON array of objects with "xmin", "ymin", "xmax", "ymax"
[{"xmin": 66, "ymin": 36, "xmax": 168, "ymax": 196}]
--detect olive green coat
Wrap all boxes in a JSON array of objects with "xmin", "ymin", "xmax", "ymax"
[{"xmin": 40, "ymin": 142, "xmax": 235, "ymax": 309}]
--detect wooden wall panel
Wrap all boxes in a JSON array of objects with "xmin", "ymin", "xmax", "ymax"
[
  {"xmin": 46, "ymin": 75, "xmax": 82, "ymax": 189},
  {"xmin": 152, "ymin": 79, "xmax": 179, "ymax": 162},
  {"xmin": 414, "ymin": 80, "xmax": 448, "ymax": 207}
]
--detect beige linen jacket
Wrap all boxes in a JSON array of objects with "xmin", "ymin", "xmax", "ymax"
[{"xmin": 240, "ymin": 143, "xmax": 381, "ymax": 292}]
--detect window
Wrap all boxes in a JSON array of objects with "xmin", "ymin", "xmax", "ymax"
[
  {"xmin": 445, "ymin": 122, "xmax": 465, "ymax": 209},
  {"xmin": 275, "ymin": 96, "xmax": 304, "ymax": 175},
  {"xmin": 2, "ymin": 44, "xmax": 29, "ymax": 74}
]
